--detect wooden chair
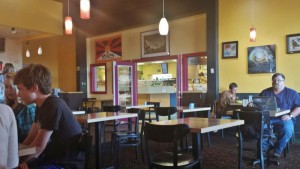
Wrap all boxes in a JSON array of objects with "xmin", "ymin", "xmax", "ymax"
[
  {"xmin": 111, "ymin": 108, "xmax": 145, "ymax": 168},
  {"xmin": 144, "ymin": 123, "xmax": 201, "ymax": 169},
  {"xmin": 213, "ymin": 100, "xmax": 233, "ymax": 138},
  {"xmin": 233, "ymin": 110, "xmax": 279, "ymax": 169}
]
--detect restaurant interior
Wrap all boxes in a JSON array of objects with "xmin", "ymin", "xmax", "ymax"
[{"xmin": 1, "ymin": 0, "xmax": 300, "ymax": 168}]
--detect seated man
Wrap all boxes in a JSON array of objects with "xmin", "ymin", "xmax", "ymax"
[
  {"xmin": 216, "ymin": 82, "xmax": 238, "ymax": 117},
  {"xmin": 15, "ymin": 64, "xmax": 84, "ymax": 169},
  {"xmin": 260, "ymin": 73, "xmax": 300, "ymax": 158}
]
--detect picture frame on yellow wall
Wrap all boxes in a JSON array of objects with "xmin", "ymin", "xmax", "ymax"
[
  {"xmin": 222, "ymin": 41, "xmax": 238, "ymax": 59},
  {"xmin": 286, "ymin": 33, "xmax": 300, "ymax": 54},
  {"xmin": 141, "ymin": 29, "xmax": 170, "ymax": 58},
  {"xmin": 248, "ymin": 45, "xmax": 276, "ymax": 74}
]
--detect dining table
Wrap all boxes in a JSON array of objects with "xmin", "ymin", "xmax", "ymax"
[
  {"xmin": 177, "ymin": 106, "xmax": 211, "ymax": 118},
  {"xmin": 152, "ymin": 117, "xmax": 244, "ymax": 169},
  {"xmin": 76, "ymin": 111, "xmax": 138, "ymax": 169},
  {"xmin": 18, "ymin": 144, "xmax": 36, "ymax": 157}
]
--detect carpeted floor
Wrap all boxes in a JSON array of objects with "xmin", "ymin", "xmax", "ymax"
[{"xmin": 87, "ymin": 128, "xmax": 300, "ymax": 169}]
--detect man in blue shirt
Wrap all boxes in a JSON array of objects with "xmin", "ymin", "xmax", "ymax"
[{"xmin": 260, "ymin": 73, "xmax": 300, "ymax": 158}]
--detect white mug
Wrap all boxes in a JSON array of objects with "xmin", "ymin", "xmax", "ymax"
[{"xmin": 189, "ymin": 103, "xmax": 195, "ymax": 109}]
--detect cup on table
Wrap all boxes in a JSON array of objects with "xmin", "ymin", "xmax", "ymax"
[
  {"xmin": 248, "ymin": 95, "xmax": 253, "ymax": 102},
  {"xmin": 189, "ymin": 103, "xmax": 195, "ymax": 109}
]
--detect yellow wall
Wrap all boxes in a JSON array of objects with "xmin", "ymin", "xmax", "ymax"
[
  {"xmin": 22, "ymin": 35, "xmax": 76, "ymax": 91},
  {"xmin": 219, "ymin": 0, "xmax": 300, "ymax": 92},
  {"xmin": 0, "ymin": 0, "xmax": 62, "ymax": 35},
  {"xmin": 87, "ymin": 14, "xmax": 206, "ymax": 98}
]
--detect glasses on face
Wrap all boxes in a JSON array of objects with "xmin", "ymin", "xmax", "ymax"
[{"xmin": 272, "ymin": 79, "xmax": 284, "ymax": 83}]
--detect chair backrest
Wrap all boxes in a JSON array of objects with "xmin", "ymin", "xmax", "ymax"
[
  {"xmin": 126, "ymin": 108, "xmax": 146, "ymax": 135},
  {"xmin": 79, "ymin": 129, "xmax": 93, "ymax": 169},
  {"xmin": 144, "ymin": 123, "xmax": 190, "ymax": 167},
  {"xmin": 154, "ymin": 107, "xmax": 177, "ymax": 121},
  {"xmin": 233, "ymin": 110, "xmax": 270, "ymax": 139},
  {"xmin": 102, "ymin": 105, "xmax": 122, "ymax": 112}
]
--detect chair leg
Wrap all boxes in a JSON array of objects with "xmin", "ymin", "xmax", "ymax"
[{"xmin": 207, "ymin": 133, "xmax": 211, "ymax": 147}]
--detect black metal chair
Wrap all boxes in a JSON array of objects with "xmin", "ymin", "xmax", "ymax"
[
  {"xmin": 144, "ymin": 123, "xmax": 201, "ymax": 169},
  {"xmin": 111, "ymin": 108, "xmax": 146, "ymax": 168},
  {"xmin": 145, "ymin": 102, "xmax": 160, "ymax": 122},
  {"xmin": 233, "ymin": 110, "xmax": 279, "ymax": 169},
  {"xmin": 79, "ymin": 129, "xmax": 93, "ymax": 169},
  {"xmin": 102, "ymin": 105, "xmax": 128, "ymax": 145},
  {"xmin": 154, "ymin": 107, "xmax": 177, "ymax": 121}
]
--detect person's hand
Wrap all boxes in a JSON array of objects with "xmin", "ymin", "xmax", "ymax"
[
  {"xmin": 281, "ymin": 114, "xmax": 292, "ymax": 121},
  {"xmin": 19, "ymin": 162, "xmax": 28, "ymax": 169}
]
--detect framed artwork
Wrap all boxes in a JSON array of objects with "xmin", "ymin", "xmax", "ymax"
[
  {"xmin": 95, "ymin": 34, "xmax": 122, "ymax": 62},
  {"xmin": 222, "ymin": 41, "xmax": 238, "ymax": 59},
  {"xmin": 286, "ymin": 33, "xmax": 300, "ymax": 54},
  {"xmin": 248, "ymin": 45, "xmax": 276, "ymax": 74},
  {"xmin": 90, "ymin": 63, "xmax": 107, "ymax": 94},
  {"xmin": 141, "ymin": 29, "xmax": 169, "ymax": 58}
]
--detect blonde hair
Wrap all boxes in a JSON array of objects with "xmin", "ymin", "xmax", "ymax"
[{"xmin": 5, "ymin": 72, "xmax": 19, "ymax": 106}]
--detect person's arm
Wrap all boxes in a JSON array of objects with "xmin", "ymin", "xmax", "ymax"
[
  {"xmin": 22, "ymin": 122, "xmax": 39, "ymax": 145},
  {"xmin": 282, "ymin": 107, "xmax": 300, "ymax": 121},
  {"xmin": 20, "ymin": 129, "xmax": 53, "ymax": 163}
]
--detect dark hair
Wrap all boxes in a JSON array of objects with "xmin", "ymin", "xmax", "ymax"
[
  {"xmin": 13, "ymin": 64, "xmax": 52, "ymax": 95},
  {"xmin": 2, "ymin": 63, "xmax": 14, "ymax": 75},
  {"xmin": 272, "ymin": 73, "xmax": 285, "ymax": 80},
  {"xmin": 229, "ymin": 82, "xmax": 238, "ymax": 90}
]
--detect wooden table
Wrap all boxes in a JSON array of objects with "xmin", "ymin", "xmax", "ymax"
[
  {"xmin": 18, "ymin": 144, "xmax": 36, "ymax": 157},
  {"xmin": 152, "ymin": 117, "xmax": 244, "ymax": 169},
  {"xmin": 76, "ymin": 112, "xmax": 137, "ymax": 169},
  {"xmin": 177, "ymin": 106, "xmax": 211, "ymax": 118},
  {"xmin": 227, "ymin": 109, "xmax": 290, "ymax": 117}
]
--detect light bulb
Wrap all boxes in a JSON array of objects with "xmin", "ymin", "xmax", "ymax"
[
  {"xmin": 250, "ymin": 27, "xmax": 256, "ymax": 42},
  {"xmin": 80, "ymin": 0, "xmax": 90, "ymax": 19},
  {"xmin": 64, "ymin": 16, "xmax": 73, "ymax": 35},
  {"xmin": 26, "ymin": 49, "xmax": 30, "ymax": 57},
  {"xmin": 38, "ymin": 46, "xmax": 43, "ymax": 56},
  {"xmin": 159, "ymin": 17, "xmax": 169, "ymax": 35}
]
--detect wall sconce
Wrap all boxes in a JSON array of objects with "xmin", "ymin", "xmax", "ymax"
[
  {"xmin": 159, "ymin": 0, "xmax": 169, "ymax": 35},
  {"xmin": 80, "ymin": 0, "xmax": 90, "ymax": 19},
  {"xmin": 65, "ymin": 0, "xmax": 73, "ymax": 35}
]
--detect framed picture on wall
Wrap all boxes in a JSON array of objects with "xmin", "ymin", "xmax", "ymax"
[
  {"xmin": 286, "ymin": 33, "xmax": 300, "ymax": 54},
  {"xmin": 222, "ymin": 41, "xmax": 238, "ymax": 59},
  {"xmin": 141, "ymin": 29, "xmax": 170, "ymax": 58},
  {"xmin": 248, "ymin": 45, "xmax": 276, "ymax": 74}
]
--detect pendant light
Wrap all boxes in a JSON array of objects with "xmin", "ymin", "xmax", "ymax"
[
  {"xmin": 250, "ymin": 0, "xmax": 256, "ymax": 42},
  {"xmin": 159, "ymin": 0, "xmax": 169, "ymax": 35},
  {"xmin": 65, "ymin": 0, "xmax": 73, "ymax": 35},
  {"xmin": 80, "ymin": 0, "xmax": 90, "ymax": 19},
  {"xmin": 25, "ymin": 41, "xmax": 30, "ymax": 58},
  {"xmin": 38, "ymin": 46, "xmax": 43, "ymax": 56}
]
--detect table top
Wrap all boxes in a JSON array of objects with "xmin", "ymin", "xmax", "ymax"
[
  {"xmin": 76, "ymin": 112, "xmax": 137, "ymax": 123},
  {"xmin": 72, "ymin": 110, "xmax": 85, "ymax": 115},
  {"xmin": 269, "ymin": 109, "xmax": 290, "ymax": 117},
  {"xmin": 18, "ymin": 144, "xmax": 36, "ymax": 157},
  {"xmin": 177, "ymin": 106, "xmax": 211, "ymax": 113},
  {"xmin": 152, "ymin": 117, "xmax": 244, "ymax": 134},
  {"xmin": 125, "ymin": 104, "xmax": 154, "ymax": 109}
]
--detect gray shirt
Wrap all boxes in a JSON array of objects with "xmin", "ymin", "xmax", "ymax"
[{"xmin": 0, "ymin": 104, "xmax": 18, "ymax": 169}]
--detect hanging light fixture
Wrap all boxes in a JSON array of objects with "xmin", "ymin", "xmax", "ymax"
[
  {"xmin": 38, "ymin": 46, "xmax": 43, "ymax": 56},
  {"xmin": 80, "ymin": 0, "xmax": 90, "ymax": 19},
  {"xmin": 159, "ymin": 0, "xmax": 169, "ymax": 35},
  {"xmin": 65, "ymin": 0, "xmax": 73, "ymax": 35},
  {"xmin": 250, "ymin": 0, "xmax": 256, "ymax": 42},
  {"xmin": 25, "ymin": 41, "xmax": 30, "ymax": 58}
]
